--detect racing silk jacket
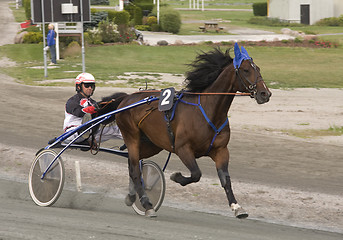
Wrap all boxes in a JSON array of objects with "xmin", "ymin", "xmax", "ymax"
[{"xmin": 63, "ymin": 93, "xmax": 97, "ymax": 132}]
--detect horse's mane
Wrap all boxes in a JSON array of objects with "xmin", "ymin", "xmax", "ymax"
[
  {"xmin": 100, "ymin": 92, "xmax": 128, "ymax": 104},
  {"xmin": 96, "ymin": 92, "xmax": 128, "ymax": 123},
  {"xmin": 185, "ymin": 47, "xmax": 233, "ymax": 92}
]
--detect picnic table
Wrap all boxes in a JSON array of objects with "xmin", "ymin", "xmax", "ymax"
[{"xmin": 199, "ymin": 22, "xmax": 224, "ymax": 33}]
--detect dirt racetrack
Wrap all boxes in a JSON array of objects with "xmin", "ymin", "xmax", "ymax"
[{"xmin": 0, "ymin": 70, "xmax": 342, "ymax": 234}]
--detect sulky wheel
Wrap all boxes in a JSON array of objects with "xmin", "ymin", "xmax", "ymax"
[
  {"xmin": 132, "ymin": 160, "xmax": 166, "ymax": 215},
  {"xmin": 28, "ymin": 149, "xmax": 65, "ymax": 207}
]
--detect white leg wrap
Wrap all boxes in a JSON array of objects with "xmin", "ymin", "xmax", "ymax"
[{"xmin": 230, "ymin": 203, "xmax": 242, "ymax": 211}]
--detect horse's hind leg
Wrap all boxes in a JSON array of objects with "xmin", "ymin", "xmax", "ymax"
[
  {"xmin": 127, "ymin": 156, "xmax": 156, "ymax": 217},
  {"xmin": 212, "ymin": 148, "xmax": 248, "ymax": 219},
  {"xmin": 122, "ymin": 134, "xmax": 156, "ymax": 217},
  {"xmin": 125, "ymin": 141, "xmax": 162, "ymax": 209},
  {"xmin": 124, "ymin": 175, "xmax": 136, "ymax": 206}
]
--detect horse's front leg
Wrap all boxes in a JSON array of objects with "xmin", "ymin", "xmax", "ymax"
[
  {"xmin": 170, "ymin": 146, "xmax": 202, "ymax": 186},
  {"xmin": 211, "ymin": 148, "xmax": 248, "ymax": 219}
]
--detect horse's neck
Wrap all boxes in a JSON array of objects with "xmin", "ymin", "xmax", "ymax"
[{"xmin": 202, "ymin": 65, "xmax": 236, "ymax": 119}]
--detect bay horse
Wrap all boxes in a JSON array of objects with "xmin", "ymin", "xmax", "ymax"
[{"xmin": 98, "ymin": 43, "xmax": 271, "ymax": 218}]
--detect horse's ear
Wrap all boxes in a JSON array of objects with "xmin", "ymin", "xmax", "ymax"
[
  {"xmin": 234, "ymin": 43, "xmax": 241, "ymax": 58},
  {"xmin": 241, "ymin": 46, "xmax": 251, "ymax": 60},
  {"xmin": 233, "ymin": 42, "xmax": 242, "ymax": 69}
]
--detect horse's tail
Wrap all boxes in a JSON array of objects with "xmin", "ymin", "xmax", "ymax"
[{"xmin": 96, "ymin": 92, "xmax": 129, "ymax": 123}]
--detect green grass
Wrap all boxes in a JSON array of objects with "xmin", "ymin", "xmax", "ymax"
[
  {"xmin": 3, "ymin": 0, "xmax": 343, "ymax": 89},
  {"xmin": 1, "ymin": 43, "xmax": 343, "ymax": 89},
  {"xmin": 246, "ymin": 46, "xmax": 343, "ymax": 88},
  {"xmin": 9, "ymin": 6, "xmax": 26, "ymax": 23},
  {"xmin": 284, "ymin": 125, "xmax": 343, "ymax": 138}
]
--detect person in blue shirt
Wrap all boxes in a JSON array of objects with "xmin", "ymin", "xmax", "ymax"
[{"xmin": 47, "ymin": 23, "xmax": 57, "ymax": 65}]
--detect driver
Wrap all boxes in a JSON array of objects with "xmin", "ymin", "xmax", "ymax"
[{"xmin": 63, "ymin": 72, "xmax": 122, "ymax": 145}]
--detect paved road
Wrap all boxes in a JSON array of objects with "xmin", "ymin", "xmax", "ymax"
[
  {"xmin": 0, "ymin": 0, "xmax": 19, "ymax": 46},
  {"xmin": 142, "ymin": 31, "xmax": 294, "ymax": 46}
]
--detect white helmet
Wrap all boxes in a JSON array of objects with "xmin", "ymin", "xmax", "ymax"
[
  {"xmin": 75, "ymin": 72, "xmax": 96, "ymax": 94},
  {"xmin": 75, "ymin": 72, "xmax": 95, "ymax": 85}
]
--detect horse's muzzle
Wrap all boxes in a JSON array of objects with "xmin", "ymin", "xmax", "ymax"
[{"xmin": 255, "ymin": 89, "xmax": 272, "ymax": 104}]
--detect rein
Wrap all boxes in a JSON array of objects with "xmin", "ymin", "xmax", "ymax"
[{"xmin": 134, "ymin": 90, "xmax": 251, "ymax": 96}]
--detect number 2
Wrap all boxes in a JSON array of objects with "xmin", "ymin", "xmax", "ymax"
[{"xmin": 161, "ymin": 89, "xmax": 171, "ymax": 105}]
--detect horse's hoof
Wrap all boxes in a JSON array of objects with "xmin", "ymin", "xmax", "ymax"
[
  {"xmin": 170, "ymin": 172, "xmax": 182, "ymax": 183},
  {"xmin": 235, "ymin": 208, "xmax": 248, "ymax": 219},
  {"xmin": 231, "ymin": 203, "xmax": 248, "ymax": 219},
  {"xmin": 145, "ymin": 209, "xmax": 157, "ymax": 218},
  {"xmin": 170, "ymin": 172, "xmax": 179, "ymax": 182},
  {"xmin": 125, "ymin": 194, "xmax": 136, "ymax": 206}
]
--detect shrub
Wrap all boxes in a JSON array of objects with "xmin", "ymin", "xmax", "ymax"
[
  {"xmin": 135, "ymin": 0, "xmax": 154, "ymax": 14},
  {"xmin": 84, "ymin": 11, "xmax": 108, "ymax": 31},
  {"xmin": 134, "ymin": 6, "xmax": 143, "ymax": 25},
  {"xmin": 23, "ymin": 0, "xmax": 31, "ymax": 20},
  {"xmin": 315, "ymin": 16, "xmax": 343, "ymax": 26},
  {"xmin": 135, "ymin": 25, "xmax": 151, "ymax": 31},
  {"xmin": 294, "ymin": 37, "xmax": 303, "ymax": 43},
  {"xmin": 313, "ymin": 40, "xmax": 338, "ymax": 48},
  {"xmin": 125, "ymin": 4, "xmax": 143, "ymax": 25},
  {"xmin": 253, "ymin": 2, "xmax": 267, "ymax": 16},
  {"xmin": 85, "ymin": 31, "xmax": 103, "ymax": 45},
  {"xmin": 221, "ymin": 41, "xmax": 233, "ymax": 46},
  {"xmin": 117, "ymin": 30, "xmax": 137, "ymax": 43},
  {"xmin": 113, "ymin": 11, "xmax": 130, "ymax": 26},
  {"xmin": 107, "ymin": 10, "xmax": 117, "ymax": 21},
  {"xmin": 25, "ymin": 26, "xmax": 40, "ymax": 32},
  {"xmin": 86, "ymin": 19, "xmax": 137, "ymax": 44},
  {"xmin": 151, "ymin": 23, "xmax": 160, "ymax": 32},
  {"xmin": 98, "ymin": 19, "xmax": 119, "ymax": 43},
  {"xmin": 147, "ymin": 16, "xmax": 157, "ymax": 26},
  {"xmin": 22, "ymin": 32, "xmax": 43, "ymax": 43},
  {"xmin": 62, "ymin": 41, "xmax": 81, "ymax": 58},
  {"xmin": 249, "ymin": 16, "xmax": 303, "ymax": 27},
  {"xmin": 160, "ymin": 8, "xmax": 181, "ymax": 34}
]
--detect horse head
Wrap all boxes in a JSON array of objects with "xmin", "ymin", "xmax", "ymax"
[
  {"xmin": 233, "ymin": 43, "xmax": 271, "ymax": 104},
  {"xmin": 95, "ymin": 92, "xmax": 128, "ymax": 124}
]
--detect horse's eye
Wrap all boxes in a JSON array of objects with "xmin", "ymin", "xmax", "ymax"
[{"xmin": 243, "ymin": 69, "xmax": 249, "ymax": 73}]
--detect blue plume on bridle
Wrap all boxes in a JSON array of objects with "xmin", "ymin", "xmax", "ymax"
[{"xmin": 233, "ymin": 42, "xmax": 251, "ymax": 69}]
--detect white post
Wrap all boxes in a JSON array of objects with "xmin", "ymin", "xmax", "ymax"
[
  {"xmin": 75, "ymin": 161, "xmax": 82, "ymax": 192},
  {"xmin": 119, "ymin": 0, "xmax": 124, "ymax": 11},
  {"xmin": 193, "ymin": 0, "xmax": 195, "ymax": 9},
  {"xmin": 41, "ymin": 0, "xmax": 48, "ymax": 77},
  {"xmin": 189, "ymin": 0, "xmax": 192, "ymax": 9},
  {"xmin": 55, "ymin": 22, "xmax": 60, "ymax": 60},
  {"xmin": 16, "ymin": 0, "xmax": 19, "ymax": 9},
  {"xmin": 197, "ymin": 0, "xmax": 199, "ymax": 9},
  {"xmin": 202, "ymin": 0, "xmax": 204, "ymax": 11},
  {"xmin": 80, "ymin": 0, "xmax": 86, "ymax": 73},
  {"xmin": 157, "ymin": 0, "xmax": 160, "ymax": 24}
]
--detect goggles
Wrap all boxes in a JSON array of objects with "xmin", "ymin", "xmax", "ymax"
[{"xmin": 83, "ymin": 83, "xmax": 95, "ymax": 89}]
